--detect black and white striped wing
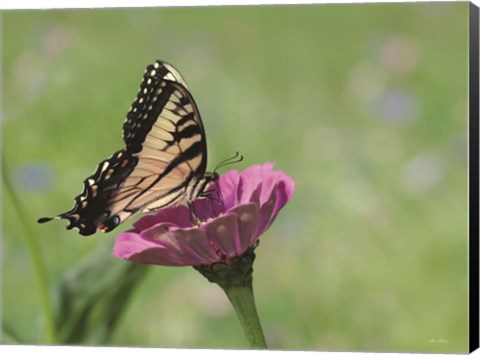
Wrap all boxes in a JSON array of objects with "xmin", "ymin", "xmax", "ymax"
[
  {"xmin": 120, "ymin": 60, "xmax": 208, "ymax": 211},
  {"xmin": 38, "ymin": 150, "xmax": 138, "ymax": 236},
  {"xmin": 123, "ymin": 60, "xmax": 197, "ymax": 152},
  {"xmin": 38, "ymin": 60, "xmax": 209, "ymax": 236}
]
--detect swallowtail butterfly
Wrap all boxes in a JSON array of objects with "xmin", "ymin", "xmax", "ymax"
[{"xmin": 38, "ymin": 60, "xmax": 217, "ymax": 236}]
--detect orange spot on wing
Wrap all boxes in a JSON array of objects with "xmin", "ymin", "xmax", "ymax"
[{"xmin": 98, "ymin": 224, "xmax": 109, "ymax": 232}]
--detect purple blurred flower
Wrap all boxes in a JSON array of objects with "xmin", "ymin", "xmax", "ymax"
[
  {"xmin": 113, "ymin": 163, "xmax": 295, "ymax": 266},
  {"xmin": 375, "ymin": 89, "xmax": 421, "ymax": 124}
]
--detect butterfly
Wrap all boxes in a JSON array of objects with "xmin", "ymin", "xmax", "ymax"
[{"xmin": 38, "ymin": 60, "xmax": 218, "ymax": 236}]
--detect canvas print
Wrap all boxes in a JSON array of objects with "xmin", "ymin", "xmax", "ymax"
[{"xmin": 1, "ymin": 2, "xmax": 475, "ymax": 352}]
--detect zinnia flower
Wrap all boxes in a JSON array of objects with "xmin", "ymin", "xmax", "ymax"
[
  {"xmin": 112, "ymin": 162, "xmax": 295, "ymax": 349},
  {"xmin": 113, "ymin": 162, "xmax": 295, "ymax": 267}
]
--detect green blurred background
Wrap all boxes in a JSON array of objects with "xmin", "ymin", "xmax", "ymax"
[{"xmin": 1, "ymin": 2, "xmax": 469, "ymax": 352}]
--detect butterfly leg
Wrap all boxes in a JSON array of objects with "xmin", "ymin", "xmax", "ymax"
[
  {"xmin": 188, "ymin": 200, "xmax": 203, "ymax": 226},
  {"xmin": 200, "ymin": 183, "xmax": 224, "ymax": 215}
]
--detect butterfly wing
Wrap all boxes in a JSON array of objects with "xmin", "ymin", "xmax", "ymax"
[
  {"xmin": 117, "ymin": 60, "xmax": 208, "ymax": 213},
  {"xmin": 39, "ymin": 60, "xmax": 209, "ymax": 236},
  {"xmin": 38, "ymin": 150, "xmax": 138, "ymax": 236},
  {"xmin": 123, "ymin": 60, "xmax": 200, "ymax": 152}
]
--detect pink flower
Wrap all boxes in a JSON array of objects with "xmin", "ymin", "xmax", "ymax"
[{"xmin": 113, "ymin": 163, "xmax": 295, "ymax": 266}]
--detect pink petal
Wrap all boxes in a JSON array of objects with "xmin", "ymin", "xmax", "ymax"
[
  {"xmin": 190, "ymin": 196, "xmax": 223, "ymax": 221},
  {"xmin": 113, "ymin": 231, "xmax": 188, "ymax": 266},
  {"xmin": 254, "ymin": 177, "xmax": 295, "ymax": 239},
  {"xmin": 254, "ymin": 188, "xmax": 278, "ymax": 239},
  {"xmin": 203, "ymin": 214, "xmax": 239, "ymax": 259},
  {"xmin": 201, "ymin": 203, "xmax": 260, "ymax": 258},
  {"xmin": 141, "ymin": 224, "xmax": 220, "ymax": 266},
  {"xmin": 267, "ymin": 176, "xmax": 296, "ymax": 220},
  {"xmin": 229, "ymin": 203, "xmax": 260, "ymax": 251},
  {"xmin": 169, "ymin": 227, "xmax": 222, "ymax": 265},
  {"xmin": 113, "ymin": 231, "xmax": 159, "ymax": 259},
  {"xmin": 132, "ymin": 205, "xmax": 192, "ymax": 232},
  {"xmin": 217, "ymin": 169, "xmax": 241, "ymax": 210},
  {"xmin": 237, "ymin": 163, "xmax": 278, "ymax": 205}
]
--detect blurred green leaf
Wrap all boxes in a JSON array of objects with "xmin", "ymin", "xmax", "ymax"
[
  {"xmin": 2, "ymin": 156, "xmax": 57, "ymax": 343},
  {"xmin": 54, "ymin": 244, "xmax": 149, "ymax": 344},
  {"xmin": 1, "ymin": 320, "xmax": 26, "ymax": 344}
]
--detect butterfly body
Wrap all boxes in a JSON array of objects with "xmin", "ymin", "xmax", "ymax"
[{"xmin": 38, "ymin": 60, "xmax": 215, "ymax": 236}]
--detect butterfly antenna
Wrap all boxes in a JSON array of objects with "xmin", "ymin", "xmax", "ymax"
[
  {"xmin": 213, "ymin": 151, "xmax": 244, "ymax": 174},
  {"xmin": 203, "ymin": 152, "xmax": 244, "ymax": 214}
]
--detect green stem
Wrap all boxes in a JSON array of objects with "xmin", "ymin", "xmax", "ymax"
[
  {"xmin": 2, "ymin": 159, "xmax": 57, "ymax": 344},
  {"xmin": 222, "ymin": 281, "xmax": 268, "ymax": 349}
]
